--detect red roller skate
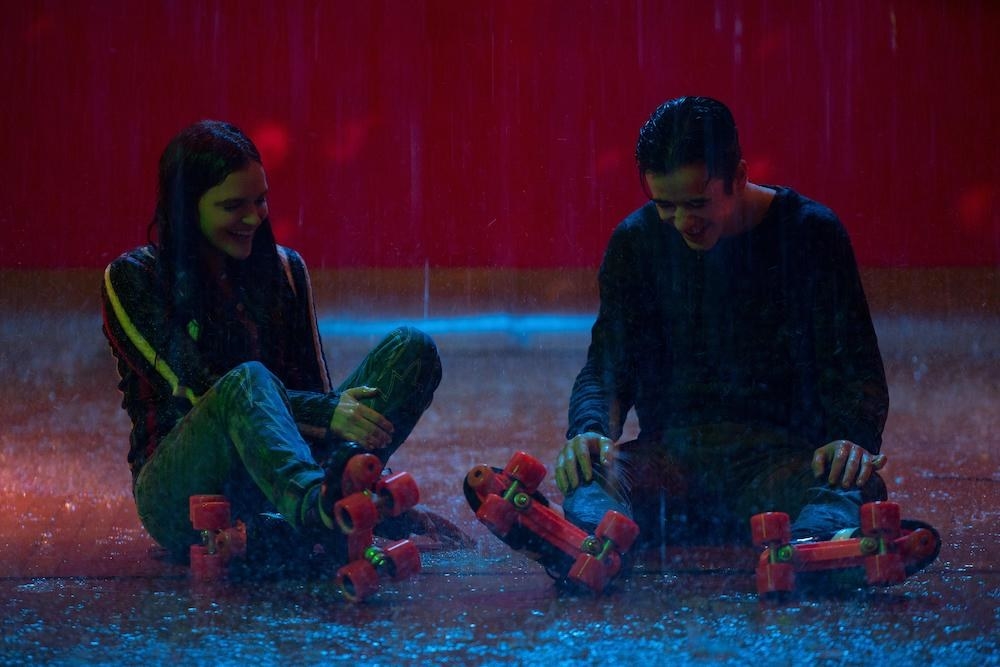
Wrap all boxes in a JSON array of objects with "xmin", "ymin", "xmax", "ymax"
[
  {"xmin": 323, "ymin": 449, "xmax": 424, "ymax": 602},
  {"xmin": 188, "ymin": 494, "xmax": 248, "ymax": 581},
  {"xmin": 464, "ymin": 450, "xmax": 639, "ymax": 594},
  {"xmin": 750, "ymin": 501, "xmax": 941, "ymax": 597}
]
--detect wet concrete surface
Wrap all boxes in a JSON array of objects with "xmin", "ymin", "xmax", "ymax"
[{"xmin": 1, "ymin": 272, "xmax": 998, "ymax": 665}]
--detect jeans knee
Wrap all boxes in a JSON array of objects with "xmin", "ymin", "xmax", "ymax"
[
  {"xmin": 391, "ymin": 326, "xmax": 441, "ymax": 380},
  {"xmin": 395, "ymin": 326, "xmax": 438, "ymax": 356},
  {"xmin": 215, "ymin": 361, "xmax": 282, "ymax": 397}
]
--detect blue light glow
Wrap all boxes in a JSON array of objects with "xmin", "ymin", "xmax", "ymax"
[{"xmin": 318, "ymin": 313, "xmax": 594, "ymax": 337}]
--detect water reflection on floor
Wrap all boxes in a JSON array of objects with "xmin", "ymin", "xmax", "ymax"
[{"xmin": 0, "ymin": 297, "xmax": 997, "ymax": 665}]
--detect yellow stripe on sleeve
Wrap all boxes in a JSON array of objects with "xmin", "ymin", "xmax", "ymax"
[{"xmin": 104, "ymin": 264, "xmax": 197, "ymax": 405}]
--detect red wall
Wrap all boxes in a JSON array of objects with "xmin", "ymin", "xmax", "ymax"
[{"xmin": 2, "ymin": 0, "xmax": 997, "ymax": 269}]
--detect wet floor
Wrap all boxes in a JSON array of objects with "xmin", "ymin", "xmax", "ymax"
[{"xmin": 1, "ymin": 271, "xmax": 997, "ymax": 665}]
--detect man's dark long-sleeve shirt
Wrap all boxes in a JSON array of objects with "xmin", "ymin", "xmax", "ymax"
[{"xmin": 568, "ymin": 187, "xmax": 888, "ymax": 453}]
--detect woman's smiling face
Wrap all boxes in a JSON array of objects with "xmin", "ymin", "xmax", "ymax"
[{"xmin": 197, "ymin": 162, "xmax": 269, "ymax": 261}]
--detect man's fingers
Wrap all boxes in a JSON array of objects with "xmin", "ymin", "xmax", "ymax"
[
  {"xmin": 857, "ymin": 457, "xmax": 875, "ymax": 486},
  {"xmin": 599, "ymin": 438, "xmax": 614, "ymax": 466},
  {"xmin": 557, "ymin": 433, "xmax": 615, "ymax": 495},
  {"xmin": 827, "ymin": 442, "xmax": 849, "ymax": 485},
  {"xmin": 572, "ymin": 438, "xmax": 593, "ymax": 483},
  {"xmin": 856, "ymin": 453, "xmax": 887, "ymax": 487},
  {"xmin": 811, "ymin": 447, "xmax": 827, "ymax": 478},
  {"xmin": 554, "ymin": 466, "xmax": 568, "ymax": 494},
  {"xmin": 563, "ymin": 447, "xmax": 580, "ymax": 490},
  {"xmin": 841, "ymin": 446, "xmax": 862, "ymax": 488},
  {"xmin": 814, "ymin": 441, "xmax": 886, "ymax": 488}
]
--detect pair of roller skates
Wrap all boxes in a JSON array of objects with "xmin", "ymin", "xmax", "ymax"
[
  {"xmin": 188, "ymin": 451, "xmax": 422, "ymax": 602},
  {"xmin": 464, "ymin": 452, "xmax": 940, "ymax": 598}
]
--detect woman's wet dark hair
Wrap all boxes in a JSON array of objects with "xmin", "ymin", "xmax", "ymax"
[
  {"xmin": 149, "ymin": 120, "xmax": 286, "ymax": 354},
  {"xmin": 151, "ymin": 120, "xmax": 263, "ymax": 253}
]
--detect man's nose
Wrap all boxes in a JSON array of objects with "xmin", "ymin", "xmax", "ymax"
[{"xmin": 673, "ymin": 206, "xmax": 688, "ymax": 228}]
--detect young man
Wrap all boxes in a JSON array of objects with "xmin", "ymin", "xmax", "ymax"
[{"xmin": 555, "ymin": 96, "xmax": 897, "ymax": 546}]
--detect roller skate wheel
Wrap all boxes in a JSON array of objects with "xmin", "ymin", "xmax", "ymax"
[
  {"xmin": 384, "ymin": 539, "xmax": 422, "ymax": 580},
  {"xmin": 756, "ymin": 561, "xmax": 795, "ymax": 595},
  {"xmin": 860, "ymin": 502, "xmax": 901, "ymax": 537},
  {"xmin": 189, "ymin": 495, "xmax": 231, "ymax": 531},
  {"xmin": 568, "ymin": 553, "xmax": 609, "ymax": 593},
  {"xmin": 190, "ymin": 545, "xmax": 226, "ymax": 581},
  {"xmin": 337, "ymin": 559, "xmax": 380, "ymax": 602},
  {"xmin": 335, "ymin": 492, "xmax": 379, "ymax": 535},
  {"xmin": 865, "ymin": 552, "xmax": 906, "ymax": 585},
  {"xmin": 377, "ymin": 471, "xmax": 421, "ymax": 516},
  {"xmin": 750, "ymin": 512, "xmax": 791, "ymax": 547},
  {"xmin": 505, "ymin": 451, "xmax": 546, "ymax": 493},
  {"xmin": 343, "ymin": 453, "xmax": 383, "ymax": 494},
  {"xmin": 595, "ymin": 511, "xmax": 640, "ymax": 552}
]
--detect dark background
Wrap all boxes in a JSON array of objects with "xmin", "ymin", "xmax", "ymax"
[{"xmin": 2, "ymin": 0, "xmax": 997, "ymax": 270}]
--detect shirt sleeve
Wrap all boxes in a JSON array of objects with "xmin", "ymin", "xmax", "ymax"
[
  {"xmin": 277, "ymin": 247, "xmax": 341, "ymax": 435},
  {"xmin": 567, "ymin": 223, "xmax": 638, "ymax": 441},
  {"xmin": 101, "ymin": 249, "xmax": 214, "ymax": 408},
  {"xmin": 808, "ymin": 215, "xmax": 889, "ymax": 453}
]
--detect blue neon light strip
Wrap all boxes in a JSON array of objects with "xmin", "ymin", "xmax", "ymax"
[{"xmin": 318, "ymin": 313, "xmax": 594, "ymax": 337}]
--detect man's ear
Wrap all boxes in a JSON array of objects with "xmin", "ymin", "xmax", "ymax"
[{"xmin": 733, "ymin": 159, "xmax": 749, "ymax": 192}]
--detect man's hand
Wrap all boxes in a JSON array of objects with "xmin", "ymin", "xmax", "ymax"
[
  {"xmin": 812, "ymin": 439, "xmax": 887, "ymax": 489},
  {"xmin": 330, "ymin": 386, "xmax": 394, "ymax": 450},
  {"xmin": 554, "ymin": 431, "xmax": 615, "ymax": 494}
]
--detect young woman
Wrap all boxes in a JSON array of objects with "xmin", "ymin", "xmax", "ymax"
[{"xmin": 102, "ymin": 120, "xmax": 443, "ymax": 565}]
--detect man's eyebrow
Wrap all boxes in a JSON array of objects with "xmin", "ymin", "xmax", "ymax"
[{"xmin": 650, "ymin": 195, "xmax": 708, "ymax": 205}]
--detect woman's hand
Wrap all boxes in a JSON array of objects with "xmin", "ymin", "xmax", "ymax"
[
  {"xmin": 554, "ymin": 431, "xmax": 616, "ymax": 494},
  {"xmin": 812, "ymin": 439, "xmax": 887, "ymax": 489},
  {"xmin": 330, "ymin": 386, "xmax": 394, "ymax": 450}
]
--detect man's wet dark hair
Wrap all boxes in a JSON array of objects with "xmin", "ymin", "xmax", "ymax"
[{"xmin": 635, "ymin": 96, "xmax": 743, "ymax": 193}]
